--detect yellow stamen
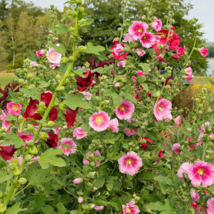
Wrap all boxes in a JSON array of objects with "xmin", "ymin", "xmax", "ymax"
[
  {"xmin": 95, "ymin": 116, "xmax": 104, "ymax": 125},
  {"xmin": 137, "ymin": 28, "xmax": 143, "ymax": 33},
  {"xmin": 157, "ymin": 105, "xmax": 162, "ymax": 111},
  {"xmin": 125, "ymin": 208, "xmax": 131, "ymax": 213},
  {"xmin": 12, "ymin": 105, "xmax": 18, "ymax": 111},
  {"xmin": 197, "ymin": 168, "xmax": 204, "ymax": 176},
  {"xmin": 49, "ymin": 53, "xmax": 55, "ymax": 60},
  {"xmin": 126, "ymin": 159, "xmax": 133, "ymax": 165},
  {"xmin": 142, "ymin": 35, "xmax": 148, "ymax": 40},
  {"xmin": 120, "ymin": 106, "xmax": 125, "ymax": 112}
]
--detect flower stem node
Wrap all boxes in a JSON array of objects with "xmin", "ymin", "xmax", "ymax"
[
  {"xmin": 78, "ymin": 46, "xmax": 86, "ymax": 53},
  {"xmin": 29, "ymin": 146, "xmax": 38, "ymax": 154},
  {"xmin": 0, "ymin": 203, "xmax": 6, "ymax": 213},
  {"xmin": 18, "ymin": 177, "xmax": 27, "ymax": 185}
]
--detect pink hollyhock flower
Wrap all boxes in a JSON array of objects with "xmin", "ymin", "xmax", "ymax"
[
  {"xmin": 172, "ymin": 54, "xmax": 180, "ymax": 60},
  {"xmin": 168, "ymin": 32, "xmax": 180, "ymax": 50},
  {"xmin": 108, "ymin": 118, "xmax": 119, "ymax": 133},
  {"xmin": 122, "ymin": 201, "xmax": 140, "ymax": 214},
  {"xmin": 188, "ymin": 161, "xmax": 214, "ymax": 187},
  {"xmin": 111, "ymin": 43, "xmax": 128, "ymax": 60},
  {"xmin": 30, "ymin": 61, "xmax": 39, "ymax": 67},
  {"xmin": 132, "ymin": 76, "xmax": 136, "ymax": 84},
  {"xmin": 82, "ymin": 92, "xmax": 92, "ymax": 100},
  {"xmin": 200, "ymin": 121, "xmax": 210, "ymax": 133},
  {"xmin": 175, "ymin": 115, "xmax": 181, "ymax": 127},
  {"xmin": 95, "ymin": 206, "xmax": 104, "ymax": 211},
  {"xmin": 89, "ymin": 111, "xmax": 110, "ymax": 132},
  {"xmin": 83, "ymin": 150, "xmax": 101, "ymax": 167},
  {"xmin": 177, "ymin": 162, "xmax": 192, "ymax": 180},
  {"xmin": 118, "ymin": 151, "xmax": 142, "ymax": 176},
  {"xmin": 36, "ymin": 49, "xmax": 44, "ymax": 57},
  {"xmin": 0, "ymin": 110, "xmax": 11, "ymax": 133},
  {"xmin": 123, "ymin": 33, "xmax": 135, "ymax": 43},
  {"xmin": 58, "ymin": 138, "xmax": 77, "ymax": 156},
  {"xmin": 185, "ymin": 67, "xmax": 193, "ymax": 76},
  {"xmin": 114, "ymin": 44, "xmax": 124, "ymax": 56},
  {"xmin": 73, "ymin": 178, "xmax": 82, "ymax": 184},
  {"xmin": 200, "ymin": 47, "xmax": 208, "ymax": 57},
  {"xmin": 124, "ymin": 127, "xmax": 138, "ymax": 136},
  {"xmin": 78, "ymin": 197, "xmax": 83, "ymax": 203},
  {"xmin": 207, "ymin": 198, "xmax": 214, "ymax": 214},
  {"xmin": 151, "ymin": 18, "xmax": 162, "ymax": 32},
  {"xmin": 117, "ymin": 61, "xmax": 126, "ymax": 67},
  {"xmin": 50, "ymin": 63, "xmax": 60, "ymax": 69},
  {"xmin": 0, "ymin": 145, "xmax": 16, "ymax": 160},
  {"xmin": 191, "ymin": 190, "xmax": 200, "ymax": 202},
  {"xmin": 137, "ymin": 71, "xmax": 146, "ymax": 76},
  {"xmin": 177, "ymin": 46, "xmax": 186, "ymax": 56},
  {"xmin": 6, "ymin": 102, "xmax": 22, "ymax": 116},
  {"xmin": 47, "ymin": 48, "xmax": 62, "ymax": 64},
  {"xmin": 140, "ymin": 32, "xmax": 156, "ymax": 48},
  {"xmin": 153, "ymin": 98, "xmax": 172, "ymax": 121},
  {"xmin": 113, "ymin": 38, "xmax": 117, "ymax": 43},
  {"xmin": 49, "ymin": 31, "xmax": 52, "ymax": 34},
  {"xmin": 114, "ymin": 82, "xmax": 120, "ymax": 87},
  {"xmin": 115, "ymin": 99, "xmax": 135, "ymax": 120},
  {"xmin": 18, "ymin": 132, "xmax": 33, "ymax": 146},
  {"xmin": 55, "ymin": 37, "xmax": 58, "ymax": 42},
  {"xmin": 186, "ymin": 75, "xmax": 193, "ymax": 83},
  {"xmin": 73, "ymin": 127, "xmax": 87, "ymax": 140},
  {"xmin": 128, "ymin": 21, "xmax": 148, "ymax": 40},
  {"xmin": 137, "ymin": 49, "xmax": 146, "ymax": 57},
  {"xmin": 172, "ymin": 143, "xmax": 182, "ymax": 154}
]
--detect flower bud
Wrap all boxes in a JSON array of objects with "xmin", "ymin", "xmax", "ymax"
[
  {"xmin": 90, "ymin": 161, "xmax": 95, "ymax": 167},
  {"xmin": 19, "ymin": 78, "xmax": 25, "ymax": 84},
  {"xmin": 47, "ymin": 121, "xmax": 55, "ymax": 127},
  {"xmin": 27, "ymin": 74, "xmax": 32, "ymax": 79},
  {"xmin": 40, "ymin": 132, "xmax": 49, "ymax": 141},
  {"xmin": 0, "ymin": 203, "xmax": 6, "ymax": 213},
  {"xmin": 78, "ymin": 197, "xmax": 83, "ymax": 203},
  {"xmin": 79, "ymin": 7, "xmax": 84, "ymax": 13},
  {"xmin": 78, "ymin": 46, "xmax": 86, "ymax": 53},
  {"xmin": 13, "ymin": 168, "xmax": 22, "ymax": 176},
  {"xmin": 18, "ymin": 177, "xmax": 27, "ymax": 184},
  {"xmin": 25, "ymin": 155, "xmax": 32, "ymax": 161},
  {"xmin": 28, "ymin": 124, "xmax": 35, "ymax": 131},
  {"xmin": 67, "ymin": 10, "xmax": 73, "ymax": 16},
  {"xmin": 77, "ymin": 191, "xmax": 84, "ymax": 196},
  {"xmin": 29, "ymin": 146, "xmax": 38, "ymax": 154},
  {"xmin": 57, "ymin": 86, "xmax": 65, "ymax": 91}
]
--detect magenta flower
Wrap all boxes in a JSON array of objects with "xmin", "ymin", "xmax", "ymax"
[
  {"xmin": 6, "ymin": 102, "xmax": 22, "ymax": 116},
  {"xmin": 73, "ymin": 178, "xmax": 82, "ymax": 184},
  {"xmin": 185, "ymin": 67, "xmax": 193, "ymax": 83},
  {"xmin": 30, "ymin": 61, "xmax": 39, "ymax": 67},
  {"xmin": 175, "ymin": 115, "xmax": 181, "ymax": 127},
  {"xmin": 89, "ymin": 111, "xmax": 110, "ymax": 132},
  {"xmin": 118, "ymin": 152, "xmax": 142, "ymax": 176},
  {"xmin": 153, "ymin": 98, "xmax": 172, "ymax": 121},
  {"xmin": 207, "ymin": 198, "xmax": 214, "ymax": 214},
  {"xmin": 188, "ymin": 161, "xmax": 214, "ymax": 187},
  {"xmin": 58, "ymin": 138, "xmax": 77, "ymax": 156},
  {"xmin": 114, "ymin": 44, "xmax": 124, "ymax": 56},
  {"xmin": 123, "ymin": 33, "xmax": 135, "ymax": 43},
  {"xmin": 137, "ymin": 49, "xmax": 146, "ymax": 57},
  {"xmin": 108, "ymin": 118, "xmax": 119, "ymax": 133},
  {"xmin": 82, "ymin": 92, "xmax": 92, "ymax": 100},
  {"xmin": 177, "ymin": 46, "xmax": 186, "ymax": 56},
  {"xmin": 111, "ymin": 43, "xmax": 128, "ymax": 60},
  {"xmin": 115, "ymin": 99, "xmax": 135, "ymax": 120},
  {"xmin": 140, "ymin": 32, "xmax": 156, "ymax": 48},
  {"xmin": 137, "ymin": 71, "xmax": 146, "ymax": 76},
  {"xmin": 172, "ymin": 143, "xmax": 182, "ymax": 154},
  {"xmin": 191, "ymin": 190, "xmax": 200, "ymax": 202},
  {"xmin": 122, "ymin": 201, "xmax": 140, "ymax": 214},
  {"xmin": 18, "ymin": 132, "xmax": 33, "ymax": 146},
  {"xmin": 95, "ymin": 206, "xmax": 104, "ymax": 211},
  {"xmin": 151, "ymin": 18, "xmax": 162, "ymax": 32},
  {"xmin": 172, "ymin": 54, "xmax": 180, "ymax": 60},
  {"xmin": 36, "ymin": 49, "xmax": 44, "ymax": 57},
  {"xmin": 200, "ymin": 47, "xmax": 208, "ymax": 57},
  {"xmin": 200, "ymin": 121, "xmax": 210, "ymax": 133},
  {"xmin": 73, "ymin": 127, "xmax": 87, "ymax": 140},
  {"xmin": 117, "ymin": 61, "xmax": 126, "ymax": 67},
  {"xmin": 128, "ymin": 21, "xmax": 148, "ymax": 40},
  {"xmin": 124, "ymin": 127, "xmax": 138, "ymax": 136},
  {"xmin": 47, "ymin": 48, "xmax": 62, "ymax": 64},
  {"xmin": 0, "ymin": 110, "xmax": 11, "ymax": 133},
  {"xmin": 177, "ymin": 162, "xmax": 192, "ymax": 180},
  {"xmin": 132, "ymin": 76, "xmax": 136, "ymax": 84}
]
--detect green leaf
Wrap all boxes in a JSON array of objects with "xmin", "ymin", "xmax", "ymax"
[
  {"xmin": 138, "ymin": 75, "xmax": 147, "ymax": 84},
  {"xmin": 70, "ymin": 211, "xmax": 78, "ymax": 214},
  {"xmin": 5, "ymin": 203, "xmax": 26, "ymax": 214},
  {"xmin": 94, "ymin": 177, "xmax": 105, "ymax": 189},
  {"xmin": 42, "ymin": 205, "xmax": 54, "ymax": 214},
  {"xmin": 141, "ymin": 83, "xmax": 149, "ymax": 92},
  {"xmin": 49, "ymin": 43, "xmax": 66, "ymax": 56},
  {"xmin": 20, "ymin": 88, "xmax": 41, "ymax": 100},
  {"xmin": 79, "ymin": 18, "xmax": 94, "ymax": 26},
  {"xmin": 60, "ymin": 63, "xmax": 69, "ymax": 76},
  {"xmin": 125, "ymin": 93, "xmax": 137, "ymax": 104},
  {"xmin": 108, "ymin": 198, "xmax": 122, "ymax": 211},
  {"xmin": 50, "ymin": 24, "xmax": 69, "ymax": 34},
  {"xmin": 0, "ymin": 93, "xmax": 3, "ymax": 98},
  {"xmin": 135, "ymin": 171, "xmax": 155, "ymax": 180},
  {"xmin": 112, "ymin": 93, "xmax": 123, "ymax": 107},
  {"xmin": 57, "ymin": 203, "xmax": 67, "ymax": 214},
  {"xmin": 36, "ymin": 40, "xmax": 41, "ymax": 49},
  {"xmin": 139, "ymin": 63, "xmax": 150, "ymax": 74},
  {"xmin": 106, "ymin": 176, "xmax": 116, "ymax": 191},
  {"xmin": 0, "ymin": 172, "xmax": 13, "ymax": 183},
  {"xmin": 38, "ymin": 81, "xmax": 50, "ymax": 88},
  {"xmin": 84, "ymin": 42, "xmax": 105, "ymax": 55},
  {"xmin": 196, "ymin": 146, "xmax": 203, "ymax": 159},
  {"xmin": 65, "ymin": 93, "xmax": 91, "ymax": 110},
  {"xmin": 39, "ymin": 149, "xmax": 66, "ymax": 169},
  {"xmin": 4, "ymin": 114, "xmax": 17, "ymax": 121},
  {"xmin": 146, "ymin": 201, "xmax": 166, "ymax": 211},
  {"xmin": 28, "ymin": 50, "xmax": 36, "ymax": 61},
  {"xmin": 91, "ymin": 67, "xmax": 107, "ymax": 74},
  {"xmin": 155, "ymin": 176, "xmax": 173, "ymax": 185},
  {"xmin": 2, "ymin": 134, "xmax": 24, "ymax": 148},
  {"xmin": 73, "ymin": 69, "xmax": 86, "ymax": 77}
]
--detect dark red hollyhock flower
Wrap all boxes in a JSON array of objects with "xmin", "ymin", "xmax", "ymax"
[
  {"xmin": 41, "ymin": 91, "xmax": 53, "ymax": 107},
  {"xmin": 0, "ymin": 145, "xmax": 16, "ymax": 160},
  {"xmin": 158, "ymin": 150, "xmax": 164, "ymax": 158},
  {"xmin": 140, "ymin": 137, "xmax": 153, "ymax": 151},
  {"xmin": 191, "ymin": 202, "xmax": 198, "ymax": 210},
  {"xmin": 165, "ymin": 76, "xmax": 174, "ymax": 87},
  {"xmin": 45, "ymin": 132, "xmax": 58, "ymax": 148},
  {"xmin": 63, "ymin": 108, "xmax": 77, "ymax": 128},
  {"xmin": 110, "ymin": 42, "xmax": 128, "ymax": 60},
  {"xmin": 75, "ymin": 70, "xmax": 93, "ymax": 92},
  {"xmin": 172, "ymin": 54, "xmax": 180, "ymax": 61}
]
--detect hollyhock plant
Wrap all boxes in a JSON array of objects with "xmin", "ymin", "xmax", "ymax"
[
  {"xmin": 0, "ymin": 110, "xmax": 12, "ymax": 133},
  {"xmin": 89, "ymin": 111, "xmax": 110, "ymax": 132},
  {"xmin": 36, "ymin": 49, "xmax": 44, "ymax": 57},
  {"xmin": 177, "ymin": 162, "xmax": 193, "ymax": 180},
  {"xmin": 177, "ymin": 46, "xmax": 186, "ymax": 56},
  {"xmin": 78, "ymin": 197, "xmax": 83, "ymax": 203},
  {"xmin": 46, "ymin": 48, "xmax": 62, "ymax": 64},
  {"xmin": 73, "ymin": 127, "xmax": 87, "ymax": 140},
  {"xmin": 115, "ymin": 99, "xmax": 135, "ymax": 120},
  {"xmin": 18, "ymin": 132, "xmax": 33, "ymax": 144},
  {"xmin": 111, "ymin": 43, "xmax": 128, "ymax": 60},
  {"xmin": 137, "ymin": 71, "xmax": 146, "ymax": 76},
  {"xmin": 140, "ymin": 32, "xmax": 156, "ymax": 48},
  {"xmin": 199, "ymin": 47, "xmax": 208, "ymax": 57},
  {"xmin": 128, "ymin": 21, "xmax": 148, "ymax": 40},
  {"xmin": 63, "ymin": 108, "xmax": 77, "ymax": 128},
  {"xmin": 137, "ymin": 49, "xmax": 146, "ymax": 57},
  {"xmin": 6, "ymin": 102, "xmax": 22, "ymax": 116},
  {"xmin": 207, "ymin": 198, "xmax": 214, "ymax": 214},
  {"xmin": 122, "ymin": 201, "xmax": 140, "ymax": 214},
  {"xmin": 118, "ymin": 152, "xmax": 142, "ymax": 176},
  {"xmin": 175, "ymin": 115, "xmax": 181, "ymax": 127},
  {"xmin": 58, "ymin": 138, "xmax": 76, "ymax": 156},
  {"xmin": 172, "ymin": 54, "xmax": 180, "ymax": 60},
  {"xmin": 140, "ymin": 137, "xmax": 153, "ymax": 150},
  {"xmin": 0, "ymin": 145, "xmax": 16, "ymax": 160},
  {"xmin": 151, "ymin": 18, "xmax": 162, "ymax": 32},
  {"xmin": 108, "ymin": 118, "xmax": 119, "ymax": 133},
  {"xmin": 75, "ymin": 70, "xmax": 93, "ymax": 92},
  {"xmin": 83, "ymin": 150, "xmax": 101, "ymax": 167},
  {"xmin": 124, "ymin": 127, "xmax": 138, "ymax": 136},
  {"xmin": 172, "ymin": 143, "xmax": 182, "ymax": 154},
  {"xmin": 156, "ymin": 29, "xmax": 169, "ymax": 45},
  {"xmin": 45, "ymin": 132, "xmax": 59, "ymax": 148},
  {"xmin": 73, "ymin": 178, "xmax": 82, "ymax": 184},
  {"xmin": 123, "ymin": 33, "xmax": 135, "ymax": 43},
  {"xmin": 168, "ymin": 32, "xmax": 180, "ymax": 50},
  {"xmin": 200, "ymin": 121, "xmax": 210, "ymax": 133},
  {"xmin": 132, "ymin": 76, "xmax": 136, "ymax": 84},
  {"xmin": 117, "ymin": 61, "xmax": 126, "ymax": 67}
]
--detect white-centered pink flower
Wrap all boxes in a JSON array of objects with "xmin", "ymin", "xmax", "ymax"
[
  {"xmin": 115, "ymin": 99, "xmax": 135, "ymax": 120},
  {"xmin": 153, "ymin": 98, "xmax": 172, "ymax": 121},
  {"xmin": 128, "ymin": 21, "xmax": 148, "ymax": 40},
  {"xmin": 188, "ymin": 160, "xmax": 214, "ymax": 187},
  {"xmin": 191, "ymin": 190, "xmax": 200, "ymax": 202},
  {"xmin": 177, "ymin": 162, "xmax": 193, "ymax": 180},
  {"xmin": 0, "ymin": 110, "xmax": 11, "ymax": 133},
  {"xmin": 175, "ymin": 115, "xmax": 181, "ymax": 127},
  {"xmin": 124, "ymin": 127, "xmax": 138, "ymax": 136},
  {"xmin": 137, "ymin": 71, "xmax": 146, "ymax": 76},
  {"xmin": 140, "ymin": 32, "xmax": 156, "ymax": 48},
  {"xmin": 114, "ymin": 44, "xmax": 124, "ymax": 56},
  {"xmin": 137, "ymin": 49, "xmax": 146, "ymax": 57},
  {"xmin": 58, "ymin": 138, "xmax": 76, "ymax": 156},
  {"xmin": 73, "ymin": 127, "xmax": 87, "ymax": 140},
  {"xmin": 30, "ymin": 61, "xmax": 39, "ymax": 67},
  {"xmin": 89, "ymin": 111, "xmax": 110, "ymax": 132},
  {"xmin": 6, "ymin": 102, "xmax": 22, "ymax": 116},
  {"xmin": 82, "ymin": 92, "xmax": 92, "ymax": 100},
  {"xmin": 200, "ymin": 47, "xmax": 208, "ymax": 57},
  {"xmin": 117, "ymin": 61, "xmax": 126, "ymax": 67},
  {"xmin": 172, "ymin": 143, "xmax": 182, "ymax": 154},
  {"xmin": 151, "ymin": 18, "xmax": 162, "ymax": 32},
  {"xmin": 36, "ymin": 49, "xmax": 44, "ymax": 57},
  {"xmin": 95, "ymin": 206, "xmax": 104, "ymax": 211},
  {"xmin": 47, "ymin": 48, "xmax": 62, "ymax": 64},
  {"xmin": 122, "ymin": 201, "xmax": 140, "ymax": 214},
  {"xmin": 207, "ymin": 198, "xmax": 214, "ymax": 214},
  {"xmin": 73, "ymin": 178, "xmax": 82, "ymax": 184},
  {"xmin": 108, "ymin": 118, "xmax": 119, "ymax": 133},
  {"xmin": 118, "ymin": 152, "xmax": 142, "ymax": 176}
]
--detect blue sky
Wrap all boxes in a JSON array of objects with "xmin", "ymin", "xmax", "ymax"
[{"xmin": 26, "ymin": 0, "xmax": 213, "ymax": 41}]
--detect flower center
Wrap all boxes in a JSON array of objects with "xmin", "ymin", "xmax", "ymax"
[
  {"xmin": 142, "ymin": 35, "xmax": 148, "ymax": 40},
  {"xmin": 125, "ymin": 208, "xmax": 131, "ymax": 213},
  {"xmin": 137, "ymin": 28, "xmax": 143, "ymax": 33},
  {"xmin": 120, "ymin": 106, "xmax": 125, "ymax": 112},
  {"xmin": 157, "ymin": 105, "xmax": 162, "ymax": 111},
  {"xmin": 126, "ymin": 159, "xmax": 133, "ymax": 165},
  {"xmin": 95, "ymin": 116, "xmax": 104, "ymax": 125},
  {"xmin": 49, "ymin": 53, "xmax": 55, "ymax": 60},
  {"xmin": 160, "ymin": 33, "xmax": 166, "ymax": 38},
  {"xmin": 197, "ymin": 168, "xmax": 204, "ymax": 176},
  {"xmin": 12, "ymin": 105, "xmax": 18, "ymax": 111}
]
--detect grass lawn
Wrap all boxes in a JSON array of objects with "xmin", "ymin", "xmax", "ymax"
[
  {"xmin": 194, "ymin": 76, "xmax": 214, "ymax": 86},
  {"xmin": 0, "ymin": 73, "xmax": 16, "ymax": 89}
]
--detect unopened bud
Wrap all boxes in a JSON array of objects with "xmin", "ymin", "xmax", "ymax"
[
  {"xmin": 40, "ymin": 132, "xmax": 49, "ymax": 141},
  {"xmin": 78, "ymin": 46, "xmax": 86, "ymax": 53},
  {"xmin": 29, "ymin": 146, "xmax": 38, "ymax": 154},
  {"xmin": 18, "ymin": 177, "xmax": 27, "ymax": 184}
]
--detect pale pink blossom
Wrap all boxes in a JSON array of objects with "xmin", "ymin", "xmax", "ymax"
[
  {"xmin": 132, "ymin": 76, "xmax": 136, "ymax": 84},
  {"xmin": 78, "ymin": 197, "xmax": 83, "ymax": 203},
  {"xmin": 122, "ymin": 201, "xmax": 140, "ymax": 214},
  {"xmin": 137, "ymin": 71, "xmax": 146, "ymax": 76},
  {"xmin": 117, "ymin": 61, "xmax": 126, "ymax": 67},
  {"xmin": 95, "ymin": 206, "xmax": 104, "ymax": 211},
  {"xmin": 0, "ymin": 110, "xmax": 11, "ymax": 133},
  {"xmin": 115, "ymin": 100, "xmax": 135, "ymax": 120},
  {"xmin": 137, "ymin": 49, "xmax": 146, "ymax": 57},
  {"xmin": 123, "ymin": 33, "xmax": 135, "ymax": 43},
  {"xmin": 47, "ymin": 48, "xmax": 62, "ymax": 64},
  {"xmin": 175, "ymin": 115, "xmax": 181, "ymax": 127},
  {"xmin": 124, "ymin": 127, "xmax": 138, "ymax": 136},
  {"xmin": 177, "ymin": 162, "xmax": 192, "ymax": 180},
  {"xmin": 118, "ymin": 152, "xmax": 142, "ymax": 176},
  {"xmin": 200, "ymin": 47, "xmax": 208, "ymax": 57},
  {"xmin": 128, "ymin": 21, "xmax": 148, "ymax": 40},
  {"xmin": 108, "ymin": 118, "xmax": 119, "ymax": 133},
  {"xmin": 207, "ymin": 198, "xmax": 214, "ymax": 214},
  {"xmin": 153, "ymin": 98, "xmax": 172, "ymax": 121},
  {"xmin": 114, "ymin": 44, "xmax": 124, "ymax": 56},
  {"xmin": 36, "ymin": 49, "xmax": 44, "ymax": 57},
  {"xmin": 49, "ymin": 31, "xmax": 52, "ymax": 34},
  {"xmin": 7, "ymin": 156, "xmax": 23, "ymax": 165},
  {"xmin": 191, "ymin": 190, "xmax": 200, "ymax": 202},
  {"xmin": 200, "ymin": 121, "xmax": 210, "ymax": 133},
  {"xmin": 82, "ymin": 92, "xmax": 92, "ymax": 100},
  {"xmin": 73, "ymin": 127, "xmax": 87, "ymax": 140},
  {"xmin": 58, "ymin": 138, "xmax": 76, "ymax": 156},
  {"xmin": 89, "ymin": 111, "xmax": 110, "ymax": 132},
  {"xmin": 55, "ymin": 37, "xmax": 58, "ymax": 42},
  {"xmin": 6, "ymin": 102, "xmax": 22, "ymax": 116},
  {"xmin": 114, "ymin": 82, "xmax": 120, "ymax": 87},
  {"xmin": 50, "ymin": 63, "xmax": 60, "ymax": 69},
  {"xmin": 140, "ymin": 32, "xmax": 156, "ymax": 48},
  {"xmin": 185, "ymin": 67, "xmax": 193, "ymax": 76},
  {"xmin": 172, "ymin": 143, "xmax": 182, "ymax": 154},
  {"xmin": 177, "ymin": 46, "xmax": 186, "ymax": 56},
  {"xmin": 188, "ymin": 161, "xmax": 214, "ymax": 187},
  {"xmin": 30, "ymin": 61, "xmax": 39, "ymax": 67},
  {"xmin": 151, "ymin": 18, "xmax": 162, "ymax": 32},
  {"xmin": 73, "ymin": 178, "xmax": 82, "ymax": 184}
]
